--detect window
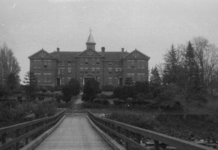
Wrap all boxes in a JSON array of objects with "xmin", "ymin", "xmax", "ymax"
[
  {"xmin": 34, "ymin": 73, "xmax": 41, "ymax": 82},
  {"xmin": 108, "ymin": 77, "xmax": 112, "ymax": 85},
  {"xmin": 108, "ymin": 68, "xmax": 112, "ymax": 74},
  {"xmin": 85, "ymin": 58, "xmax": 88, "ymax": 65},
  {"xmin": 92, "ymin": 68, "xmax": 95, "ymax": 73},
  {"xmin": 115, "ymin": 68, "xmax": 119, "ymax": 73},
  {"xmin": 137, "ymin": 73, "xmax": 145, "ymax": 81},
  {"xmin": 96, "ymin": 67, "xmax": 100, "ymax": 73},
  {"xmin": 58, "ymin": 61, "xmax": 64, "ymax": 66},
  {"xmin": 96, "ymin": 58, "xmax": 100, "ymax": 65},
  {"xmin": 80, "ymin": 58, "xmax": 84, "ymax": 65},
  {"xmin": 67, "ymin": 77, "xmax": 71, "ymax": 82},
  {"xmin": 61, "ymin": 77, "xmax": 65, "ymax": 85},
  {"xmin": 68, "ymin": 68, "xmax": 71, "ymax": 74},
  {"xmin": 137, "ymin": 60, "xmax": 145, "ymax": 69},
  {"xmin": 44, "ymin": 73, "xmax": 51, "ymax": 82},
  {"xmin": 68, "ymin": 61, "xmax": 71, "ymax": 66},
  {"xmin": 80, "ymin": 67, "xmax": 84, "ymax": 73},
  {"xmin": 44, "ymin": 61, "xmax": 48, "ymax": 68},
  {"xmin": 131, "ymin": 60, "xmax": 135, "ymax": 69},
  {"xmin": 109, "ymin": 62, "xmax": 112, "ymax": 66},
  {"xmin": 96, "ymin": 76, "xmax": 100, "ymax": 82},
  {"xmin": 92, "ymin": 58, "xmax": 95, "ymax": 65},
  {"xmin": 33, "ymin": 60, "xmax": 41, "ymax": 69},
  {"xmin": 85, "ymin": 67, "xmax": 88, "ymax": 74},
  {"xmin": 58, "ymin": 68, "xmax": 64, "ymax": 74},
  {"xmin": 127, "ymin": 60, "xmax": 135, "ymax": 69},
  {"xmin": 115, "ymin": 77, "xmax": 119, "ymax": 85},
  {"xmin": 80, "ymin": 77, "xmax": 83, "ymax": 84},
  {"xmin": 141, "ymin": 60, "xmax": 145, "ymax": 69},
  {"xmin": 127, "ymin": 73, "xmax": 135, "ymax": 82}
]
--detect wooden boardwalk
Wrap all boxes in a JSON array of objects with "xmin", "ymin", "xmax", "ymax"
[{"xmin": 35, "ymin": 113, "xmax": 113, "ymax": 150}]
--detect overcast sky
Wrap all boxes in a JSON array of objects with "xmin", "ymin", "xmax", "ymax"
[{"xmin": 0, "ymin": 0, "xmax": 218, "ymax": 81}]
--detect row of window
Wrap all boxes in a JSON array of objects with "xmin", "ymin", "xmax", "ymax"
[
  {"xmin": 127, "ymin": 60, "xmax": 145, "ymax": 69},
  {"xmin": 33, "ymin": 60, "xmax": 52, "ymax": 69},
  {"xmin": 127, "ymin": 73, "xmax": 146, "ymax": 81},
  {"xmin": 58, "ymin": 68, "xmax": 71, "ymax": 74},
  {"xmin": 34, "ymin": 73, "xmax": 52, "ymax": 82},
  {"xmin": 80, "ymin": 58, "xmax": 100, "ymax": 65}
]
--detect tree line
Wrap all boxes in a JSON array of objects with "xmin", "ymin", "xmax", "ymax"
[{"xmin": 0, "ymin": 43, "xmax": 20, "ymax": 97}]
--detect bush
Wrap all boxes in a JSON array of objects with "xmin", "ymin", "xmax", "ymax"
[
  {"xmin": 82, "ymin": 102, "xmax": 107, "ymax": 109},
  {"xmin": 113, "ymin": 99, "xmax": 126, "ymax": 106},
  {"xmin": 93, "ymin": 99, "xmax": 110, "ymax": 105}
]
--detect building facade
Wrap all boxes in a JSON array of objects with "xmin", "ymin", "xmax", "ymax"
[{"xmin": 29, "ymin": 33, "xmax": 150, "ymax": 87}]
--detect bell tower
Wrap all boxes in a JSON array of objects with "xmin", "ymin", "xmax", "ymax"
[{"xmin": 86, "ymin": 29, "xmax": 96, "ymax": 51}]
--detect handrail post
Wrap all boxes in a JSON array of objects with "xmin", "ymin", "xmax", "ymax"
[
  {"xmin": 154, "ymin": 140, "xmax": 159, "ymax": 150},
  {"xmin": 16, "ymin": 129, "xmax": 20, "ymax": 150},
  {"xmin": 136, "ymin": 133, "xmax": 141, "ymax": 144},
  {"xmin": 25, "ymin": 126, "xmax": 29, "ymax": 144},
  {"xmin": 125, "ymin": 129, "xmax": 130, "ymax": 150},
  {"xmin": 1, "ymin": 133, "xmax": 7, "ymax": 144}
]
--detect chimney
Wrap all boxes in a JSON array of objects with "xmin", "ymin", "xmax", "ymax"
[
  {"xmin": 121, "ymin": 48, "xmax": 124, "ymax": 52},
  {"xmin": 57, "ymin": 47, "xmax": 60, "ymax": 52},
  {"xmin": 101, "ymin": 47, "xmax": 105, "ymax": 52}
]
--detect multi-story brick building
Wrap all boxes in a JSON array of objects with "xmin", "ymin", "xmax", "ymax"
[{"xmin": 28, "ymin": 33, "xmax": 150, "ymax": 88}]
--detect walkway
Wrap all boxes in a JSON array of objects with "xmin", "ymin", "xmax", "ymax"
[{"xmin": 35, "ymin": 113, "xmax": 113, "ymax": 150}]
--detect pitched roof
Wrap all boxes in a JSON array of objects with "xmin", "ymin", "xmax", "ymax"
[
  {"xmin": 29, "ymin": 49, "xmax": 54, "ymax": 59},
  {"xmin": 86, "ymin": 34, "xmax": 95, "ymax": 43},
  {"xmin": 99, "ymin": 51, "xmax": 129, "ymax": 61},
  {"xmin": 50, "ymin": 51, "xmax": 81, "ymax": 61}
]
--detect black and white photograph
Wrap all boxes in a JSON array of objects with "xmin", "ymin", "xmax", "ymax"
[{"xmin": 0, "ymin": 0, "xmax": 218, "ymax": 149}]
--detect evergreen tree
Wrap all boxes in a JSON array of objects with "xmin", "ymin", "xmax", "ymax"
[
  {"xmin": 83, "ymin": 79, "xmax": 100, "ymax": 102},
  {"xmin": 163, "ymin": 45, "xmax": 179, "ymax": 85},
  {"xmin": 23, "ymin": 72, "xmax": 37, "ymax": 100},
  {"xmin": 124, "ymin": 77, "xmax": 133, "ymax": 86},
  {"xmin": 185, "ymin": 42, "xmax": 201, "ymax": 93},
  {"xmin": 6, "ymin": 72, "xmax": 19, "ymax": 92},
  {"xmin": 62, "ymin": 78, "xmax": 80, "ymax": 103},
  {"xmin": 150, "ymin": 67, "xmax": 162, "ymax": 86}
]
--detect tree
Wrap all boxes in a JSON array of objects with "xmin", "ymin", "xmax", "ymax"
[
  {"xmin": 150, "ymin": 67, "xmax": 162, "ymax": 86},
  {"xmin": 163, "ymin": 45, "xmax": 181, "ymax": 85},
  {"xmin": 124, "ymin": 77, "xmax": 133, "ymax": 86},
  {"xmin": 193, "ymin": 37, "xmax": 218, "ymax": 93},
  {"xmin": 62, "ymin": 78, "xmax": 80, "ymax": 103},
  {"xmin": 23, "ymin": 72, "xmax": 37, "ymax": 100},
  {"xmin": 0, "ymin": 43, "xmax": 20, "ymax": 85},
  {"xmin": 6, "ymin": 73, "xmax": 19, "ymax": 92},
  {"xmin": 83, "ymin": 79, "xmax": 100, "ymax": 102},
  {"xmin": 135, "ymin": 81, "xmax": 149, "ymax": 95}
]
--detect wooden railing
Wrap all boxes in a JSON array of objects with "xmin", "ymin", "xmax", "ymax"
[
  {"xmin": 87, "ymin": 111, "xmax": 216, "ymax": 150},
  {"xmin": 0, "ymin": 110, "xmax": 65, "ymax": 150}
]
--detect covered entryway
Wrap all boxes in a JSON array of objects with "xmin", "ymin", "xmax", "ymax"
[{"xmin": 83, "ymin": 74, "xmax": 96, "ymax": 85}]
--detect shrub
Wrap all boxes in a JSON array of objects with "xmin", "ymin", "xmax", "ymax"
[
  {"xmin": 82, "ymin": 102, "xmax": 107, "ymax": 109},
  {"xmin": 113, "ymin": 99, "xmax": 126, "ymax": 106},
  {"xmin": 93, "ymin": 99, "xmax": 110, "ymax": 105}
]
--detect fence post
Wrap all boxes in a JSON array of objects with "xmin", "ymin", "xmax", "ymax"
[
  {"xmin": 1, "ymin": 133, "xmax": 7, "ymax": 144},
  {"xmin": 136, "ymin": 133, "xmax": 141, "ymax": 144},
  {"xmin": 25, "ymin": 126, "xmax": 29, "ymax": 145},
  {"xmin": 125, "ymin": 129, "xmax": 130, "ymax": 150},
  {"xmin": 16, "ymin": 129, "xmax": 20, "ymax": 150},
  {"xmin": 154, "ymin": 140, "xmax": 160, "ymax": 150}
]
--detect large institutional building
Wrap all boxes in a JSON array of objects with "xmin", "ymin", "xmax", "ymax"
[{"xmin": 29, "ymin": 32, "xmax": 150, "ymax": 87}]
